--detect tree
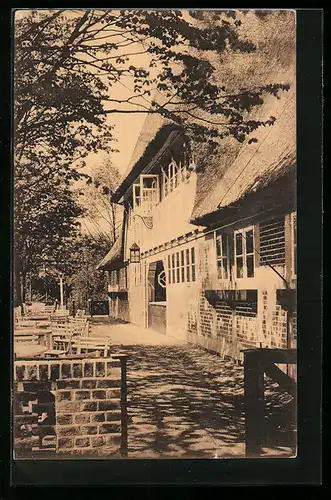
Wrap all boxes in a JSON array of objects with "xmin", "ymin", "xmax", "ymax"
[
  {"xmin": 14, "ymin": 9, "xmax": 292, "ymax": 304},
  {"xmin": 77, "ymin": 157, "xmax": 122, "ymax": 246},
  {"xmin": 64, "ymin": 235, "xmax": 110, "ymax": 311},
  {"xmin": 14, "ymin": 9, "xmax": 290, "ymax": 169},
  {"xmin": 14, "ymin": 170, "xmax": 84, "ymax": 305}
]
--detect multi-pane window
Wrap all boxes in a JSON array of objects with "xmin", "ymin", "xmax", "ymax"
[
  {"xmin": 191, "ymin": 248, "xmax": 196, "ymax": 282},
  {"xmin": 216, "ymin": 231, "xmax": 229, "ymax": 280},
  {"xmin": 292, "ymin": 212, "xmax": 297, "ymax": 276},
  {"xmin": 246, "ymin": 229, "xmax": 254, "ymax": 277},
  {"xmin": 167, "ymin": 246, "xmax": 197, "ymax": 284},
  {"xmin": 162, "ymin": 158, "xmax": 188, "ymax": 198},
  {"xmin": 133, "ymin": 174, "xmax": 160, "ymax": 211},
  {"xmin": 186, "ymin": 248, "xmax": 191, "ymax": 282},
  {"xmin": 168, "ymin": 255, "xmax": 171, "ymax": 284},
  {"xmin": 234, "ymin": 227, "xmax": 255, "ymax": 278},
  {"xmin": 180, "ymin": 250, "xmax": 185, "ymax": 282},
  {"xmin": 176, "ymin": 252, "xmax": 180, "ymax": 283}
]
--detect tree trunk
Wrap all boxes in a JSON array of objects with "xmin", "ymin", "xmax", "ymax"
[{"xmin": 21, "ymin": 271, "xmax": 27, "ymax": 304}]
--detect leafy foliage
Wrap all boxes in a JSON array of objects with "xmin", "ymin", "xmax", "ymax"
[
  {"xmin": 78, "ymin": 157, "xmax": 122, "ymax": 245},
  {"xmin": 65, "ymin": 235, "xmax": 110, "ymax": 310},
  {"xmin": 14, "ymin": 8, "xmax": 290, "ymax": 164},
  {"xmin": 13, "ymin": 9, "xmax": 292, "ymax": 304}
]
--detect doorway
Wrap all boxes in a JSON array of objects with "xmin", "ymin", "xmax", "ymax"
[{"xmin": 147, "ymin": 260, "xmax": 167, "ymax": 334}]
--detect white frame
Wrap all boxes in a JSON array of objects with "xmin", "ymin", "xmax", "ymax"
[
  {"xmin": 234, "ymin": 226, "xmax": 255, "ymax": 279},
  {"xmin": 176, "ymin": 251, "xmax": 180, "ymax": 283},
  {"xmin": 133, "ymin": 174, "xmax": 160, "ymax": 211},
  {"xmin": 180, "ymin": 249, "xmax": 185, "ymax": 283},
  {"xmin": 215, "ymin": 231, "xmax": 230, "ymax": 281},
  {"xmin": 191, "ymin": 247, "xmax": 196, "ymax": 282},
  {"xmin": 161, "ymin": 157, "xmax": 189, "ymax": 199},
  {"xmin": 167, "ymin": 254, "xmax": 171, "ymax": 284},
  {"xmin": 133, "ymin": 183, "xmax": 141, "ymax": 209},
  {"xmin": 186, "ymin": 247, "xmax": 191, "ymax": 282}
]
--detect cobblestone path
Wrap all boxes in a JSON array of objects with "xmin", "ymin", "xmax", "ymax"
[{"xmin": 90, "ymin": 319, "xmax": 296, "ymax": 459}]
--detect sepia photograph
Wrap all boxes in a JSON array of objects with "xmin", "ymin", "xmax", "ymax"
[{"xmin": 13, "ymin": 8, "xmax": 297, "ymax": 461}]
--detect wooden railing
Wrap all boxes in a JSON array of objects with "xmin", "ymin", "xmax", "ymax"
[{"xmin": 242, "ymin": 348, "xmax": 297, "ymax": 457}]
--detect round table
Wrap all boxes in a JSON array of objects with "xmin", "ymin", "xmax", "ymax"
[
  {"xmin": 14, "ymin": 328, "xmax": 53, "ymax": 348},
  {"xmin": 14, "ymin": 344, "xmax": 48, "ymax": 358}
]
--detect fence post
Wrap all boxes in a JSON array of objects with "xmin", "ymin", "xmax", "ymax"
[{"xmin": 244, "ymin": 350, "xmax": 265, "ymax": 457}]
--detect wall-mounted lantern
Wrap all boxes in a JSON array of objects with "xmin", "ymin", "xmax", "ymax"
[{"xmin": 130, "ymin": 243, "xmax": 140, "ymax": 264}]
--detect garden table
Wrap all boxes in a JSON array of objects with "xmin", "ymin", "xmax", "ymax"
[
  {"xmin": 14, "ymin": 328, "xmax": 53, "ymax": 348},
  {"xmin": 14, "ymin": 343, "xmax": 48, "ymax": 359}
]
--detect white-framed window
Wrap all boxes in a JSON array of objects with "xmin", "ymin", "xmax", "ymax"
[
  {"xmin": 167, "ymin": 246, "xmax": 196, "ymax": 284},
  {"xmin": 162, "ymin": 158, "xmax": 187, "ymax": 198},
  {"xmin": 168, "ymin": 254, "xmax": 171, "ymax": 284},
  {"xmin": 291, "ymin": 212, "xmax": 297, "ymax": 277},
  {"xmin": 176, "ymin": 252, "xmax": 180, "ymax": 283},
  {"xmin": 215, "ymin": 231, "xmax": 229, "ymax": 280},
  {"xmin": 180, "ymin": 250, "xmax": 185, "ymax": 283},
  {"xmin": 171, "ymin": 253, "xmax": 175, "ymax": 283},
  {"xmin": 133, "ymin": 174, "xmax": 160, "ymax": 211},
  {"xmin": 234, "ymin": 226, "xmax": 255, "ymax": 278},
  {"xmin": 191, "ymin": 247, "xmax": 196, "ymax": 282},
  {"xmin": 186, "ymin": 248, "xmax": 191, "ymax": 282}
]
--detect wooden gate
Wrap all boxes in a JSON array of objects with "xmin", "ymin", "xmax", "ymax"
[{"xmin": 242, "ymin": 348, "xmax": 297, "ymax": 457}]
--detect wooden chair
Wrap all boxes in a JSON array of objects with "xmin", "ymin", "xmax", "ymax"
[
  {"xmin": 68, "ymin": 318, "xmax": 90, "ymax": 337},
  {"xmin": 14, "ymin": 335, "xmax": 39, "ymax": 344},
  {"xmin": 44, "ymin": 330, "xmax": 73, "ymax": 357},
  {"xmin": 71, "ymin": 336, "xmax": 111, "ymax": 357},
  {"xmin": 15, "ymin": 319, "xmax": 38, "ymax": 329},
  {"xmin": 14, "ymin": 307, "xmax": 22, "ymax": 323},
  {"xmin": 50, "ymin": 310, "xmax": 70, "ymax": 323}
]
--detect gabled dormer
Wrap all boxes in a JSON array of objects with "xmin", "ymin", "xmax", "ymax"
[{"xmin": 133, "ymin": 174, "xmax": 160, "ymax": 214}]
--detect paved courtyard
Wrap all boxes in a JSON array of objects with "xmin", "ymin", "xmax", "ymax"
[{"xmin": 90, "ymin": 318, "xmax": 296, "ymax": 459}]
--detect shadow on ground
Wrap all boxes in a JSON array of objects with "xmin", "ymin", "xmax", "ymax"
[{"xmin": 110, "ymin": 343, "xmax": 296, "ymax": 459}]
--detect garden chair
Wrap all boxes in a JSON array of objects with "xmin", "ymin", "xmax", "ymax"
[{"xmin": 71, "ymin": 336, "xmax": 111, "ymax": 357}]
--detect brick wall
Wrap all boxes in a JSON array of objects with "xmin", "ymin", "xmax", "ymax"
[
  {"xmin": 236, "ymin": 304, "xmax": 258, "ymax": 350},
  {"xmin": 199, "ymin": 293, "xmax": 215, "ymax": 337},
  {"xmin": 271, "ymin": 305, "xmax": 288, "ymax": 348},
  {"xmin": 259, "ymin": 288, "xmax": 295, "ymax": 349},
  {"xmin": 13, "ymin": 356, "xmax": 127, "ymax": 458},
  {"xmin": 215, "ymin": 301, "xmax": 232, "ymax": 340},
  {"xmin": 192, "ymin": 292, "xmax": 258, "ymax": 359}
]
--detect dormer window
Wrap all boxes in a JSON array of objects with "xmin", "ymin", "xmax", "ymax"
[
  {"xmin": 162, "ymin": 156, "xmax": 191, "ymax": 198},
  {"xmin": 133, "ymin": 174, "xmax": 160, "ymax": 212}
]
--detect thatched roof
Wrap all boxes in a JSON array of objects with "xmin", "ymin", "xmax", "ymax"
[
  {"xmin": 111, "ymin": 91, "xmax": 184, "ymax": 204},
  {"xmin": 190, "ymin": 86, "xmax": 296, "ymax": 225}
]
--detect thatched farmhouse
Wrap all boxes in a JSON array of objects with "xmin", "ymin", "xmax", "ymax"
[{"xmin": 97, "ymin": 79, "xmax": 296, "ymax": 361}]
